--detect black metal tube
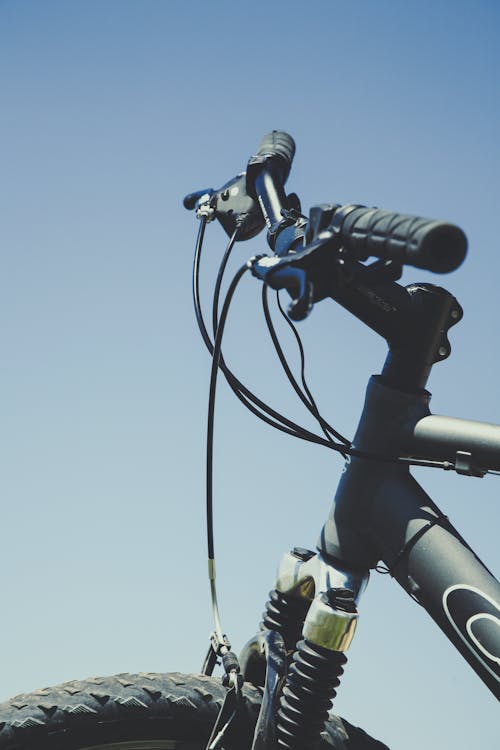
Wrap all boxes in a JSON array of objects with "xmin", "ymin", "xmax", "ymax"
[
  {"xmin": 318, "ymin": 376, "xmax": 500, "ymax": 698},
  {"xmin": 254, "ymin": 169, "xmax": 288, "ymax": 235},
  {"xmin": 366, "ymin": 466, "xmax": 500, "ymax": 697},
  {"xmin": 405, "ymin": 414, "xmax": 500, "ymax": 472},
  {"xmin": 245, "ymin": 132, "xmax": 295, "ymax": 239}
]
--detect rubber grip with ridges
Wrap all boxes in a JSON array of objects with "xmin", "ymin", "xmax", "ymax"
[
  {"xmin": 340, "ymin": 207, "xmax": 467, "ymax": 273},
  {"xmin": 255, "ymin": 131, "xmax": 296, "ymax": 183}
]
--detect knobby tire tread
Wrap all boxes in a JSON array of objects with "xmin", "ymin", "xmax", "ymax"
[{"xmin": 0, "ymin": 672, "xmax": 389, "ymax": 750}]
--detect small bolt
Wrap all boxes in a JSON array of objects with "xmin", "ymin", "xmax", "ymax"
[
  {"xmin": 451, "ymin": 309, "xmax": 460, "ymax": 320},
  {"xmin": 438, "ymin": 346, "xmax": 448, "ymax": 357},
  {"xmin": 291, "ymin": 547, "xmax": 315, "ymax": 562}
]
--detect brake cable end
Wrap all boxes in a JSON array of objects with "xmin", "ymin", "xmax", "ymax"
[
  {"xmin": 196, "ymin": 193, "xmax": 217, "ymax": 222},
  {"xmin": 184, "ymin": 187, "xmax": 214, "ymax": 209}
]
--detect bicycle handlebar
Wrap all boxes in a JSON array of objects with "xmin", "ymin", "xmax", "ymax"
[
  {"xmin": 252, "ymin": 131, "xmax": 296, "ymax": 187},
  {"xmin": 333, "ymin": 205, "xmax": 467, "ymax": 273},
  {"xmin": 185, "ymin": 130, "xmax": 467, "ymax": 274},
  {"xmin": 246, "ymin": 130, "xmax": 466, "ymax": 273}
]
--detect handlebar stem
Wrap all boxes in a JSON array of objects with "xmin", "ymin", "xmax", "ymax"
[
  {"xmin": 380, "ymin": 284, "xmax": 462, "ymax": 391},
  {"xmin": 326, "ymin": 261, "xmax": 463, "ymax": 391}
]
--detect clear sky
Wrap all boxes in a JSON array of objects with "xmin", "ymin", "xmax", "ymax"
[{"xmin": 1, "ymin": 1, "xmax": 499, "ymax": 748}]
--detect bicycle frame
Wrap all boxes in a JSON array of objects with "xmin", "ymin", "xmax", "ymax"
[{"xmin": 239, "ymin": 268, "xmax": 500, "ymax": 750}]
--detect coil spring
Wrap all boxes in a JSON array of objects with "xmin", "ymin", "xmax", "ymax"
[
  {"xmin": 262, "ymin": 589, "xmax": 309, "ymax": 651},
  {"xmin": 276, "ymin": 638, "xmax": 347, "ymax": 750}
]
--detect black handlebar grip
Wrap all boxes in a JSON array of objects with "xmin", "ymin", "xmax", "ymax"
[
  {"xmin": 338, "ymin": 206, "xmax": 467, "ymax": 273},
  {"xmin": 254, "ymin": 130, "xmax": 296, "ymax": 184}
]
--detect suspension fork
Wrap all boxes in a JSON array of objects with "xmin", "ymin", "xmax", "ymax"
[{"xmin": 240, "ymin": 549, "xmax": 369, "ymax": 750}]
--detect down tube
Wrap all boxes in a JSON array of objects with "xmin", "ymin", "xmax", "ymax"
[{"xmin": 377, "ymin": 471, "xmax": 500, "ymax": 698}]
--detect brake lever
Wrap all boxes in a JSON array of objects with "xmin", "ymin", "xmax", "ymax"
[
  {"xmin": 250, "ymin": 255, "xmax": 314, "ymax": 321},
  {"xmin": 249, "ymin": 226, "xmax": 342, "ymax": 320}
]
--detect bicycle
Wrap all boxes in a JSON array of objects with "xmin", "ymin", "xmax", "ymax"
[{"xmin": 0, "ymin": 132, "xmax": 498, "ymax": 750}]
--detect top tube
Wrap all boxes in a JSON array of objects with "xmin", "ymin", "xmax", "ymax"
[{"xmin": 406, "ymin": 414, "xmax": 500, "ymax": 473}]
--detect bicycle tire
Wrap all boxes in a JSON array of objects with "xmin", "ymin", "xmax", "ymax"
[{"xmin": 0, "ymin": 672, "xmax": 389, "ymax": 749}]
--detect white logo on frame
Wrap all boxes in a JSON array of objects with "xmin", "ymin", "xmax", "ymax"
[{"xmin": 442, "ymin": 584, "xmax": 500, "ymax": 683}]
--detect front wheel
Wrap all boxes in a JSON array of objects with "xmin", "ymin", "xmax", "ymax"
[{"xmin": 0, "ymin": 672, "xmax": 388, "ymax": 749}]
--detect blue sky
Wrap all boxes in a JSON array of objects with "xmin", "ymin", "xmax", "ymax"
[{"xmin": 1, "ymin": 1, "xmax": 499, "ymax": 748}]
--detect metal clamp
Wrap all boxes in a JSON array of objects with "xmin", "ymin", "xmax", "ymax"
[
  {"xmin": 454, "ymin": 450, "xmax": 486, "ymax": 477},
  {"xmin": 196, "ymin": 193, "xmax": 216, "ymax": 221},
  {"xmin": 201, "ymin": 631, "xmax": 232, "ymax": 676}
]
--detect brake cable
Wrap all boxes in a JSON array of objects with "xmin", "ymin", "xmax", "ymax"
[
  {"xmin": 212, "ymin": 225, "xmax": 240, "ymax": 337},
  {"xmin": 195, "ymin": 224, "xmax": 500, "ymax": 486},
  {"xmin": 275, "ymin": 290, "xmax": 345, "ymax": 443},
  {"xmin": 206, "ymin": 264, "xmax": 248, "ymax": 643},
  {"xmin": 263, "ymin": 286, "xmax": 351, "ymax": 455},
  {"xmin": 192, "ymin": 218, "xmax": 344, "ymax": 448}
]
